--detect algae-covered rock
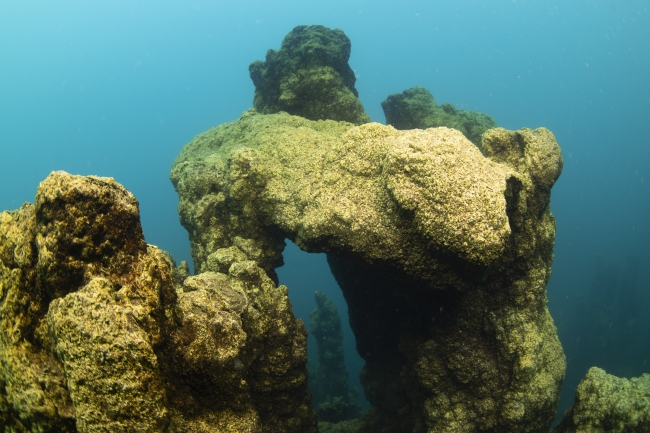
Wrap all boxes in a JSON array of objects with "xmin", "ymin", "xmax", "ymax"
[
  {"xmin": 47, "ymin": 277, "xmax": 169, "ymax": 432},
  {"xmin": 310, "ymin": 291, "xmax": 360, "ymax": 422},
  {"xmin": 172, "ymin": 111, "xmax": 518, "ymax": 281},
  {"xmin": 381, "ymin": 86, "xmax": 497, "ymax": 147},
  {"xmin": 553, "ymin": 367, "xmax": 650, "ymax": 433},
  {"xmin": 249, "ymin": 25, "xmax": 371, "ymax": 125},
  {"xmin": 318, "ymin": 418, "xmax": 363, "ymax": 433},
  {"xmin": 0, "ymin": 171, "xmax": 317, "ymax": 433},
  {"xmin": 166, "ymin": 257, "xmax": 316, "ymax": 433},
  {"xmin": 171, "ymin": 109, "xmax": 566, "ymax": 432}
]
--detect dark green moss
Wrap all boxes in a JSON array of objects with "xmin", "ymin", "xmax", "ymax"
[
  {"xmin": 381, "ymin": 86, "xmax": 496, "ymax": 147},
  {"xmin": 249, "ymin": 25, "xmax": 370, "ymax": 125}
]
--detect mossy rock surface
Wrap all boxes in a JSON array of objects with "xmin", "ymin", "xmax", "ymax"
[
  {"xmin": 382, "ymin": 86, "xmax": 497, "ymax": 147},
  {"xmin": 172, "ymin": 110, "xmax": 520, "ymax": 279},
  {"xmin": 249, "ymin": 25, "xmax": 371, "ymax": 125},
  {"xmin": 0, "ymin": 171, "xmax": 317, "ymax": 433},
  {"xmin": 172, "ymin": 110, "xmax": 567, "ymax": 432},
  {"xmin": 553, "ymin": 367, "xmax": 650, "ymax": 433}
]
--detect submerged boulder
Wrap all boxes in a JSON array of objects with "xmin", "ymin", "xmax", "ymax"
[
  {"xmin": 249, "ymin": 25, "xmax": 371, "ymax": 125},
  {"xmin": 381, "ymin": 86, "xmax": 497, "ymax": 147},
  {"xmin": 171, "ymin": 110, "xmax": 566, "ymax": 432},
  {"xmin": 0, "ymin": 171, "xmax": 316, "ymax": 433},
  {"xmin": 553, "ymin": 367, "xmax": 650, "ymax": 433}
]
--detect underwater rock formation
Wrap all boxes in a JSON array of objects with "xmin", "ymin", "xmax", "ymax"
[
  {"xmin": 171, "ymin": 109, "xmax": 566, "ymax": 432},
  {"xmin": 1, "ymin": 24, "xmax": 639, "ymax": 433},
  {"xmin": 249, "ymin": 25, "xmax": 371, "ymax": 125},
  {"xmin": 0, "ymin": 171, "xmax": 316, "ymax": 433},
  {"xmin": 382, "ymin": 86, "xmax": 497, "ymax": 147},
  {"xmin": 173, "ymin": 111, "xmax": 518, "ymax": 281},
  {"xmin": 318, "ymin": 419, "xmax": 364, "ymax": 433},
  {"xmin": 553, "ymin": 367, "xmax": 650, "ymax": 432},
  {"xmin": 310, "ymin": 291, "xmax": 360, "ymax": 423}
]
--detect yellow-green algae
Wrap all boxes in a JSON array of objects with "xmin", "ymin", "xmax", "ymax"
[
  {"xmin": 0, "ymin": 171, "xmax": 316, "ymax": 432},
  {"xmin": 553, "ymin": 367, "xmax": 650, "ymax": 433},
  {"xmin": 171, "ymin": 110, "xmax": 567, "ymax": 432},
  {"xmin": 172, "ymin": 110, "xmax": 519, "ymax": 283}
]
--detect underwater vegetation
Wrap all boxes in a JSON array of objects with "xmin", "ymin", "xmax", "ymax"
[{"xmin": 0, "ymin": 24, "xmax": 648, "ymax": 433}]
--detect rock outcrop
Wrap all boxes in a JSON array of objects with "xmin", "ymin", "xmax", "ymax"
[
  {"xmin": 553, "ymin": 367, "xmax": 650, "ymax": 433},
  {"xmin": 171, "ymin": 109, "xmax": 566, "ymax": 432},
  {"xmin": 0, "ymin": 171, "xmax": 316, "ymax": 433},
  {"xmin": 2, "ymin": 24, "xmax": 644, "ymax": 433},
  {"xmin": 382, "ymin": 86, "xmax": 497, "ymax": 147},
  {"xmin": 249, "ymin": 25, "xmax": 371, "ymax": 125}
]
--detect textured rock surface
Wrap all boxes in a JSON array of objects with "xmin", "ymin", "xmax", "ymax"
[
  {"xmin": 0, "ymin": 171, "xmax": 316, "ymax": 433},
  {"xmin": 318, "ymin": 419, "xmax": 364, "ymax": 433},
  {"xmin": 382, "ymin": 86, "xmax": 497, "ymax": 147},
  {"xmin": 249, "ymin": 25, "xmax": 371, "ymax": 125},
  {"xmin": 172, "ymin": 111, "xmax": 518, "ymax": 282},
  {"xmin": 171, "ymin": 111, "xmax": 566, "ymax": 432},
  {"xmin": 553, "ymin": 367, "xmax": 650, "ymax": 433}
]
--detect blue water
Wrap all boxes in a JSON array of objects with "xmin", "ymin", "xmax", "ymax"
[{"xmin": 1, "ymin": 0, "xmax": 648, "ymax": 421}]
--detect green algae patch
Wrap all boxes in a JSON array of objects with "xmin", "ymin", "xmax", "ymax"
[
  {"xmin": 382, "ymin": 86, "xmax": 497, "ymax": 147},
  {"xmin": 249, "ymin": 25, "xmax": 371, "ymax": 125},
  {"xmin": 318, "ymin": 418, "xmax": 364, "ymax": 433}
]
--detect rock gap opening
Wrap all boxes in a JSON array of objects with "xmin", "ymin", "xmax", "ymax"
[{"xmin": 275, "ymin": 239, "xmax": 370, "ymax": 419}]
